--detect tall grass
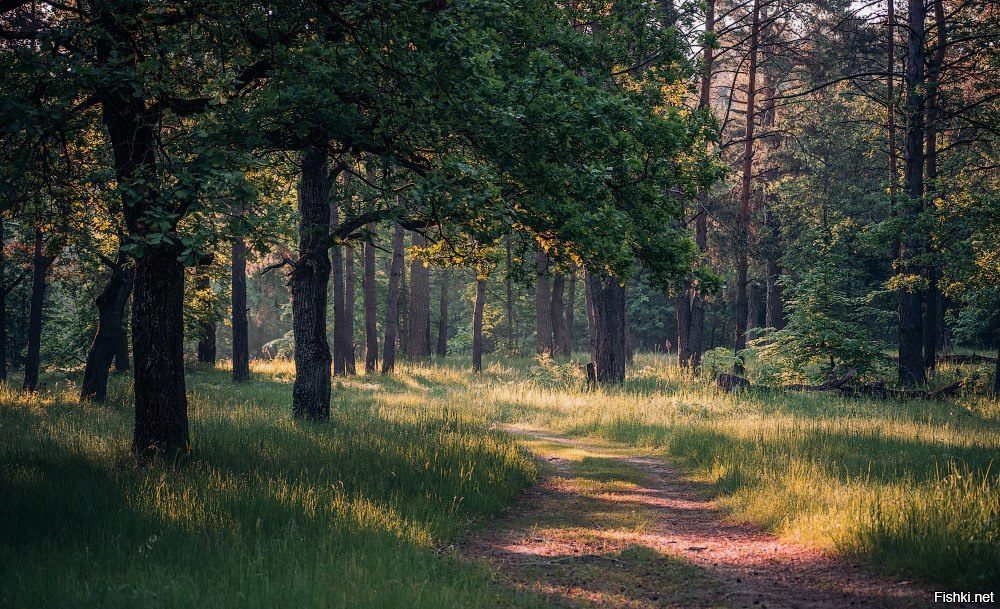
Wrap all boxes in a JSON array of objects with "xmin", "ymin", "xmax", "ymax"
[
  {"xmin": 0, "ymin": 368, "xmax": 546, "ymax": 609},
  {"xmin": 2, "ymin": 353, "xmax": 997, "ymax": 604}
]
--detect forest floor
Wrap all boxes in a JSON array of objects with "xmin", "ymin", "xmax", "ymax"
[{"xmin": 462, "ymin": 428, "xmax": 976, "ymax": 609}]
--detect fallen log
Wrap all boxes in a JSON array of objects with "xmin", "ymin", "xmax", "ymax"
[
  {"xmin": 936, "ymin": 354, "xmax": 997, "ymax": 365},
  {"xmin": 716, "ymin": 373, "xmax": 963, "ymax": 400}
]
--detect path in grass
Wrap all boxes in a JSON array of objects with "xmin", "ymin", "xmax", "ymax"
[{"xmin": 461, "ymin": 428, "xmax": 945, "ymax": 609}]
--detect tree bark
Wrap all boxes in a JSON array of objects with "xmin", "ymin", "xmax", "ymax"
[
  {"xmin": 898, "ymin": 0, "xmax": 927, "ymax": 386},
  {"xmin": 747, "ymin": 280, "xmax": 762, "ymax": 340},
  {"xmin": 922, "ymin": 0, "xmax": 945, "ymax": 374},
  {"xmin": 344, "ymin": 245, "xmax": 356, "ymax": 374},
  {"xmin": 113, "ymin": 315, "xmax": 130, "ymax": 373},
  {"xmin": 131, "ymin": 244, "xmax": 188, "ymax": 454},
  {"xmin": 0, "ymin": 217, "xmax": 9, "ymax": 383},
  {"xmin": 22, "ymin": 229, "xmax": 55, "ymax": 393},
  {"xmin": 472, "ymin": 278, "xmax": 486, "ymax": 372},
  {"xmin": 566, "ymin": 270, "xmax": 576, "ymax": 356},
  {"xmin": 535, "ymin": 251, "xmax": 553, "ymax": 354},
  {"xmin": 678, "ymin": 0, "xmax": 714, "ymax": 371},
  {"xmin": 734, "ymin": 0, "xmax": 761, "ymax": 375},
  {"xmin": 80, "ymin": 254, "xmax": 133, "ymax": 402},
  {"xmin": 585, "ymin": 272, "xmax": 627, "ymax": 383},
  {"xmin": 232, "ymin": 238, "xmax": 250, "ymax": 382},
  {"xmin": 585, "ymin": 271, "xmax": 597, "ymax": 361},
  {"xmin": 381, "ymin": 223, "xmax": 406, "ymax": 374},
  {"xmin": 437, "ymin": 267, "xmax": 449, "ymax": 357},
  {"xmin": 330, "ymin": 192, "xmax": 347, "ymax": 376},
  {"xmin": 551, "ymin": 273, "xmax": 567, "ymax": 356},
  {"xmin": 406, "ymin": 232, "xmax": 431, "ymax": 359},
  {"xmin": 291, "ymin": 147, "xmax": 332, "ymax": 420},
  {"xmin": 505, "ymin": 236, "xmax": 516, "ymax": 352},
  {"xmin": 363, "ymin": 225, "xmax": 378, "ymax": 373}
]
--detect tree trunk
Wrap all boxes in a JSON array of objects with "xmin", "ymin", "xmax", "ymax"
[
  {"xmin": 678, "ymin": 0, "xmax": 714, "ymax": 371},
  {"xmin": 113, "ymin": 314, "xmax": 130, "ymax": 373},
  {"xmin": 898, "ymin": 0, "xmax": 927, "ymax": 387},
  {"xmin": 551, "ymin": 274, "xmax": 567, "ymax": 356},
  {"xmin": 381, "ymin": 223, "xmax": 406, "ymax": 375},
  {"xmin": 566, "ymin": 270, "xmax": 576, "ymax": 356},
  {"xmin": 585, "ymin": 272, "xmax": 597, "ymax": 361},
  {"xmin": 81, "ymin": 255, "xmax": 133, "ymax": 402},
  {"xmin": 406, "ymin": 232, "xmax": 431, "ymax": 359},
  {"xmin": 330, "ymin": 193, "xmax": 347, "ymax": 376},
  {"xmin": 195, "ymin": 269, "xmax": 217, "ymax": 365},
  {"xmin": 734, "ymin": 0, "xmax": 761, "ymax": 375},
  {"xmin": 472, "ymin": 278, "xmax": 486, "ymax": 372},
  {"xmin": 585, "ymin": 272, "xmax": 627, "ymax": 383},
  {"xmin": 764, "ymin": 206, "xmax": 784, "ymax": 330},
  {"xmin": 993, "ymin": 342, "xmax": 999, "ymax": 397},
  {"xmin": 505, "ymin": 236, "xmax": 516, "ymax": 352},
  {"xmin": 363, "ymin": 226, "xmax": 378, "ymax": 373},
  {"xmin": 747, "ymin": 280, "xmax": 762, "ymax": 340},
  {"xmin": 131, "ymin": 244, "xmax": 189, "ymax": 454},
  {"xmin": 437, "ymin": 268, "xmax": 449, "ymax": 357},
  {"xmin": 232, "ymin": 238, "xmax": 250, "ymax": 382},
  {"xmin": 535, "ymin": 251, "xmax": 553, "ymax": 354},
  {"xmin": 291, "ymin": 147, "xmax": 332, "ymax": 420},
  {"xmin": 0, "ymin": 217, "xmax": 8, "ymax": 383},
  {"xmin": 922, "ymin": 0, "xmax": 945, "ymax": 374},
  {"xmin": 22, "ymin": 229, "xmax": 54, "ymax": 393},
  {"xmin": 344, "ymin": 245, "xmax": 357, "ymax": 374}
]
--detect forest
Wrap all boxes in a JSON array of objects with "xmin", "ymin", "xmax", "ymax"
[{"xmin": 1, "ymin": 0, "xmax": 998, "ymax": 607}]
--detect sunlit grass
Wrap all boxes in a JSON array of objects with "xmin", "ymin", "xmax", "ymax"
[{"xmin": 2, "ymin": 352, "xmax": 997, "ymax": 604}]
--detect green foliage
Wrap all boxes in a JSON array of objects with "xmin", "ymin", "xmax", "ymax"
[{"xmin": 753, "ymin": 256, "xmax": 886, "ymax": 383}]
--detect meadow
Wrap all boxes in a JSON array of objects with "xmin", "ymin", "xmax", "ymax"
[{"xmin": 1, "ymin": 354, "xmax": 997, "ymax": 608}]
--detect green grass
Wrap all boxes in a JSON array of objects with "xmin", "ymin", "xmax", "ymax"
[
  {"xmin": 0, "ymin": 364, "xmax": 549, "ymax": 609},
  {"xmin": 2, "ymin": 353, "xmax": 998, "ymax": 606}
]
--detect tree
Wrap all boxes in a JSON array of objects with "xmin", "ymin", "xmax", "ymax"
[
  {"xmin": 472, "ymin": 277, "xmax": 487, "ymax": 372},
  {"xmin": 363, "ymin": 225, "xmax": 378, "ymax": 373},
  {"xmin": 586, "ymin": 273, "xmax": 627, "ymax": 383},
  {"xmin": 535, "ymin": 251, "xmax": 553, "ymax": 354},
  {"xmin": 232, "ymin": 237, "xmax": 250, "ymax": 382},
  {"xmin": 290, "ymin": 148, "xmax": 332, "ymax": 420},
  {"xmin": 406, "ymin": 232, "xmax": 431, "ymax": 359},
  {"xmin": 437, "ymin": 268, "xmax": 449, "ymax": 357},
  {"xmin": 80, "ymin": 252, "xmax": 132, "ymax": 402},
  {"xmin": 22, "ymin": 228, "xmax": 55, "ymax": 392},
  {"xmin": 382, "ymin": 223, "xmax": 406, "ymax": 375}
]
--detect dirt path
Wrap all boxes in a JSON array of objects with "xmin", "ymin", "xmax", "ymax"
[{"xmin": 461, "ymin": 428, "xmax": 951, "ymax": 609}]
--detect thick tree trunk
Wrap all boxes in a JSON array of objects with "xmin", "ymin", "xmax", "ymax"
[
  {"xmin": 551, "ymin": 274, "xmax": 567, "ymax": 356},
  {"xmin": 232, "ymin": 238, "xmax": 250, "ymax": 382},
  {"xmin": 437, "ymin": 268, "xmax": 449, "ymax": 357},
  {"xmin": 22, "ymin": 229, "xmax": 54, "ymax": 393},
  {"xmin": 330, "ymin": 195, "xmax": 347, "ymax": 376},
  {"xmin": 566, "ymin": 270, "xmax": 576, "ymax": 356},
  {"xmin": 381, "ymin": 223, "xmax": 406, "ymax": 374},
  {"xmin": 734, "ymin": 0, "xmax": 761, "ymax": 375},
  {"xmin": 406, "ymin": 232, "xmax": 431, "ymax": 359},
  {"xmin": 535, "ymin": 251, "xmax": 553, "ymax": 355},
  {"xmin": 81, "ymin": 255, "xmax": 133, "ymax": 402},
  {"xmin": 363, "ymin": 226, "xmax": 378, "ymax": 373},
  {"xmin": 585, "ymin": 272, "xmax": 627, "ymax": 383},
  {"xmin": 472, "ymin": 278, "xmax": 486, "ymax": 372},
  {"xmin": 291, "ymin": 147, "xmax": 332, "ymax": 420},
  {"xmin": 898, "ymin": 0, "xmax": 927, "ymax": 387},
  {"xmin": 344, "ymin": 245, "xmax": 357, "ymax": 374},
  {"xmin": 131, "ymin": 245, "xmax": 189, "ymax": 454}
]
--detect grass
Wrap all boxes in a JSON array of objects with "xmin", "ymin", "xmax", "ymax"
[
  {"xmin": 0, "ymin": 364, "xmax": 549, "ymax": 609},
  {"xmin": 2, "ymin": 353, "xmax": 998, "ymax": 606}
]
